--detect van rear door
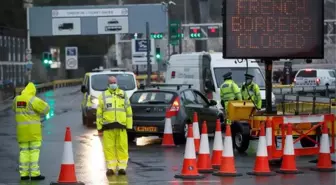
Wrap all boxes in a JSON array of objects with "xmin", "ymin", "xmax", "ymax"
[{"xmin": 295, "ymin": 69, "xmax": 318, "ymax": 87}]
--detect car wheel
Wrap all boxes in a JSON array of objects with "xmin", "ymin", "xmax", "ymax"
[{"xmin": 174, "ymin": 123, "xmax": 188, "ymax": 145}]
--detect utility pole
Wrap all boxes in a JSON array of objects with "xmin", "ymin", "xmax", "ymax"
[
  {"xmin": 24, "ymin": 0, "xmax": 33, "ymax": 82},
  {"xmin": 115, "ymin": 0, "xmax": 123, "ymax": 67},
  {"xmin": 145, "ymin": 22, "xmax": 151, "ymax": 86}
]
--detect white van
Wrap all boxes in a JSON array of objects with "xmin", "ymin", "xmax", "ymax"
[
  {"xmin": 294, "ymin": 68, "xmax": 336, "ymax": 87},
  {"xmin": 80, "ymin": 69, "xmax": 138, "ymax": 126},
  {"xmin": 165, "ymin": 52, "xmax": 276, "ymax": 111}
]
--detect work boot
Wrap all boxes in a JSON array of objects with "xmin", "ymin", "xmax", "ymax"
[
  {"xmin": 30, "ymin": 175, "xmax": 45, "ymax": 180},
  {"xmin": 20, "ymin": 176, "xmax": 29, "ymax": 180},
  {"xmin": 106, "ymin": 169, "xmax": 114, "ymax": 176},
  {"xmin": 118, "ymin": 169, "xmax": 126, "ymax": 175}
]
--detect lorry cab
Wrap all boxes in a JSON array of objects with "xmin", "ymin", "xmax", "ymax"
[
  {"xmin": 165, "ymin": 52, "xmax": 276, "ymax": 111},
  {"xmin": 80, "ymin": 70, "xmax": 137, "ymax": 126}
]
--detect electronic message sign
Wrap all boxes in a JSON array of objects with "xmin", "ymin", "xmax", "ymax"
[{"xmin": 223, "ymin": 0, "xmax": 324, "ymax": 59}]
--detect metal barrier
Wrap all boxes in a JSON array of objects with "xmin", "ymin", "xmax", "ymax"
[
  {"xmin": 269, "ymin": 114, "xmax": 335, "ymax": 160},
  {"xmin": 273, "ymin": 84, "xmax": 336, "ymax": 97},
  {"xmin": 278, "ymin": 94, "xmax": 333, "ymax": 115},
  {"xmin": 15, "ymin": 78, "xmax": 83, "ymax": 96}
]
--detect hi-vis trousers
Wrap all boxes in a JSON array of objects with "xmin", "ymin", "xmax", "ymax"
[
  {"xmin": 18, "ymin": 141, "xmax": 42, "ymax": 177},
  {"xmin": 103, "ymin": 129, "xmax": 129, "ymax": 171}
]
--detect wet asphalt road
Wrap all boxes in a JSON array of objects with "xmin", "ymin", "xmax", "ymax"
[{"xmin": 0, "ymin": 86, "xmax": 335, "ymax": 185}]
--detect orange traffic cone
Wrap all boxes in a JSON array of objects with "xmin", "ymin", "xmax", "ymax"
[
  {"xmin": 211, "ymin": 119, "xmax": 223, "ymax": 169},
  {"xmin": 213, "ymin": 124, "xmax": 242, "ymax": 177},
  {"xmin": 192, "ymin": 112, "xmax": 200, "ymax": 153},
  {"xmin": 162, "ymin": 111, "xmax": 175, "ymax": 146},
  {"xmin": 197, "ymin": 121, "xmax": 213, "ymax": 173},
  {"xmin": 311, "ymin": 122, "xmax": 336, "ymax": 172},
  {"xmin": 247, "ymin": 123, "xmax": 276, "ymax": 176},
  {"xmin": 276, "ymin": 124, "xmax": 303, "ymax": 174},
  {"xmin": 266, "ymin": 118, "xmax": 273, "ymax": 160},
  {"xmin": 174, "ymin": 124, "xmax": 205, "ymax": 179},
  {"xmin": 50, "ymin": 127, "xmax": 85, "ymax": 185}
]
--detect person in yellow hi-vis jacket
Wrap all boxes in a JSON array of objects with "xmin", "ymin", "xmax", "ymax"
[
  {"xmin": 241, "ymin": 73, "xmax": 262, "ymax": 110},
  {"xmin": 12, "ymin": 82, "xmax": 50, "ymax": 181},
  {"xmin": 96, "ymin": 76, "xmax": 133, "ymax": 176},
  {"xmin": 219, "ymin": 72, "xmax": 242, "ymax": 113}
]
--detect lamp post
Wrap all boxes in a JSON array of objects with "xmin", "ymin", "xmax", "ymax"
[{"xmin": 24, "ymin": 0, "xmax": 33, "ymax": 82}]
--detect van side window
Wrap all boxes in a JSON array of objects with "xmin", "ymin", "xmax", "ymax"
[
  {"xmin": 328, "ymin": 71, "xmax": 336, "ymax": 78},
  {"xmin": 202, "ymin": 55, "xmax": 215, "ymax": 91}
]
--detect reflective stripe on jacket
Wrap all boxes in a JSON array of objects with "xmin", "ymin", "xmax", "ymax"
[
  {"xmin": 96, "ymin": 88, "xmax": 133, "ymax": 130},
  {"xmin": 13, "ymin": 82, "xmax": 50, "ymax": 142},
  {"xmin": 241, "ymin": 82, "xmax": 262, "ymax": 109}
]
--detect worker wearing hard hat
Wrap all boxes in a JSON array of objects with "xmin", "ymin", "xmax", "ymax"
[
  {"xmin": 12, "ymin": 82, "xmax": 50, "ymax": 181},
  {"xmin": 96, "ymin": 76, "xmax": 133, "ymax": 176},
  {"xmin": 241, "ymin": 73, "xmax": 262, "ymax": 110},
  {"xmin": 219, "ymin": 72, "xmax": 242, "ymax": 113}
]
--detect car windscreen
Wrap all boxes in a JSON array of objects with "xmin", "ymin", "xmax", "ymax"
[
  {"xmin": 130, "ymin": 91, "xmax": 175, "ymax": 104},
  {"xmin": 296, "ymin": 70, "xmax": 317, "ymax": 78},
  {"xmin": 213, "ymin": 67, "xmax": 266, "ymax": 89},
  {"xmin": 91, "ymin": 73, "xmax": 136, "ymax": 91}
]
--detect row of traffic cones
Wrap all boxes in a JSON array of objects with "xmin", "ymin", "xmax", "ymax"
[
  {"xmin": 162, "ymin": 112, "xmax": 201, "ymax": 151},
  {"xmin": 174, "ymin": 116, "xmax": 335, "ymax": 179}
]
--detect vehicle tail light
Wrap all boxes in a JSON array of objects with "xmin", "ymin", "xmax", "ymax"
[
  {"xmin": 305, "ymin": 69, "xmax": 312, "ymax": 72},
  {"xmin": 206, "ymin": 92, "xmax": 213, "ymax": 99},
  {"xmin": 316, "ymin": 78, "xmax": 320, "ymax": 85},
  {"xmin": 293, "ymin": 78, "xmax": 296, "ymax": 84},
  {"xmin": 168, "ymin": 97, "xmax": 180, "ymax": 116},
  {"xmin": 171, "ymin": 71, "xmax": 176, "ymax": 79}
]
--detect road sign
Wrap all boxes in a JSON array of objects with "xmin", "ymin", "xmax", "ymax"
[
  {"xmin": 131, "ymin": 39, "xmax": 155, "ymax": 65},
  {"xmin": 29, "ymin": 4, "xmax": 167, "ymax": 36},
  {"xmin": 65, "ymin": 47, "xmax": 78, "ymax": 70},
  {"xmin": 52, "ymin": 18, "xmax": 81, "ymax": 36},
  {"xmin": 26, "ymin": 54, "xmax": 32, "ymax": 61},
  {"xmin": 26, "ymin": 61, "xmax": 33, "ymax": 70},
  {"xmin": 97, "ymin": 16, "xmax": 129, "ymax": 34}
]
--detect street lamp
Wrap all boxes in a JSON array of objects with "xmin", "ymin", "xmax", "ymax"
[
  {"xmin": 23, "ymin": 0, "xmax": 33, "ymax": 82},
  {"xmin": 161, "ymin": 1, "xmax": 179, "ymax": 55}
]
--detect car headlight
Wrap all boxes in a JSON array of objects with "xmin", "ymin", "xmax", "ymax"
[{"xmin": 90, "ymin": 96, "xmax": 99, "ymax": 105}]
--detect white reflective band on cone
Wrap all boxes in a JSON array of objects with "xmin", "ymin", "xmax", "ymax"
[
  {"xmin": 62, "ymin": 142, "xmax": 75, "ymax": 164},
  {"xmin": 284, "ymin": 135, "xmax": 295, "ymax": 155},
  {"xmin": 266, "ymin": 128, "xmax": 272, "ymax": 146},
  {"xmin": 320, "ymin": 134, "xmax": 330, "ymax": 153},
  {"xmin": 222, "ymin": 136, "xmax": 233, "ymax": 157},
  {"xmin": 193, "ymin": 122, "xmax": 200, "ymax": 139},
  {"xmin": 184, "ymin": 138, "xmax": 196, "ymax": 159},
  {"xmin": 199, "ymin": 134, "xmax": 210, "ymax": 154},
  {"xmin": 213, "ymin": 131, "xmax": 223, "ymax": 150},
  {"xmin": 164, "ymin": 118, "xmax": 172, "ymax": 134},
  {"xmin": 256, "ymin": 136, "xmax": 268, "ymax": 157}
]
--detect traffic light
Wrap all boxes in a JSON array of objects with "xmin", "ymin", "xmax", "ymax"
[
  {"xmin": 189, "ymin": 27, "xmax": 203, "ymax": 38},
  {"xmin": 155, "ymin": 47, "xmax": 161, "ymax": 61},
  {"xmin": 42, "ymin": 52, "xmax": 52, "ymax": 65},
  {"xmin": 151, "ymin": 33, "xmax": 163, "ymax": 39},
  {"xmin": 207, "ymin": 26, "xmax": 220, "ymax": 38}
]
